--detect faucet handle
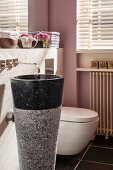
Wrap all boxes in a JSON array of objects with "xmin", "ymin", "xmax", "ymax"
[
  {"xmin": 6, "ymin": 59, "xmax": 13, "ymax": 69},
  {"xmin": 0, "ymin": 60, "xmax": 5, "ymax": 70},
  {"xmin": 13, "ymin": 58, "xmax": 18, "ymax": 67}
]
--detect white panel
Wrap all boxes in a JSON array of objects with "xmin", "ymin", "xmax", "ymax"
[{"xmin": 0, "ymin": 49, "xmax": 63, "ymax": 123}]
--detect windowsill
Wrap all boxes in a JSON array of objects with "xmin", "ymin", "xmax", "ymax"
[{"xmin": 77, "ymin": 49, "xmax": 113, "ymax": 54}]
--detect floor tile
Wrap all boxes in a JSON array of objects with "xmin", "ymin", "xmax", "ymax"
[
  {"xmin": 76, "ymin": 160, "xmax": 113, "ymax": 170},
  {"xmin": 55, "ymin": 157, "xmax": 78, "ymax": 170},
  {"xmin": 83, "ymin": 146, "xmax": 113, "ymax": 164},
  {"xmin": 74, "ymin": 145, "xmax": 90, "ymax": 160},
  {"xmin": 92, "ymin": 135, "xmax": 113, "ymax": 148}
]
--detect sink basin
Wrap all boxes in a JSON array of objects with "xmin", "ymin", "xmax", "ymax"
[
  {"xmin": 11, "ymin": 74, "xmax": 64, "ymax": 110},
  {"xmin": 11, "ymin": 74, "xmax": 64, "ymax": 170}
]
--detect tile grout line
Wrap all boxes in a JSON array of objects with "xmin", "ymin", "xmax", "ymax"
[
  {"xmin": 82, "ymin": 159, "xmax": 113, "ymax": 167},
  {"xmin": 73, "ymin": 142, "xmax": 93, "ymax": 170},
  {"xmin": 91, "ymin": 145, "xmax": 113, "ymax": 150}
]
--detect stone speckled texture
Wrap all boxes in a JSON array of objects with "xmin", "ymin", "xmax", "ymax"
[
  {"xmin": 11, "ymin": 74, "xmax": 64, "ymax": 110},
  {"xmin": 11, "ymin": 74, "xmax": 64, "ymax": 170},
  {"xmin": 14, "ymin": 107, "xmax": 61, "ymax": 170}
]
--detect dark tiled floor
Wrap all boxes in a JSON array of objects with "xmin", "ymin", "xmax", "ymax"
[
  {"xmin": 83, "ymin": 146, "xmax": 113, "ymax": 164},
  {"xmin": 55, "ymin": 135, "xmax": 113, "ymax": 170},
  {"xmin": 92, "ymin": 135, "xmax": 113, "ymax": 148},
  {"xmin": 55, "ymin": 157, "xmax": 79, "ymax": 170},
  {"xmin": 76, "ymin": 161, "xmax": 113, "ymax": 170}
]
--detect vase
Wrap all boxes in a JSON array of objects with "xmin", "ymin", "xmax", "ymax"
[
  {"xmin": 11, "ymin": 74, "xmax": 64, "ymax": 170},
  {"xmin": 43, "ymin": 40, "xmax": 48, "ymax": 48},
  {"xmin": 35, "ymin": 41, "xmax": 43, "ymax": 48}
]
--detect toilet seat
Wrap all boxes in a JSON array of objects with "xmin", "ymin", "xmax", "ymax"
[{"xmin": 61, "ymin": 107, "xmax": 98, "ymax": 123}]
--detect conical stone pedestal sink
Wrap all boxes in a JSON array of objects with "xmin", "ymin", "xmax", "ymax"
[{"xmin": 11, "ymin": 74, "xmax": 64, "ymax": 170}]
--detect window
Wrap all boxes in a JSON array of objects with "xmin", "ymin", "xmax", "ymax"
[
  {"xmin": 0, "ymin": 0, "xmax": 28, "ymax": 33},
  {"xmin": 77, "ymin": 0, "xmax": 113, "ymax": 50}
]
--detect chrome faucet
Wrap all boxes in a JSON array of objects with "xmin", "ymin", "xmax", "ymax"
[
  {"xmin": 0, "ymin": 60, "xmax": 5, "ymax": 70},
  {"xmin": 0, "ymin": 59, "xmax": 40, "ymax": 73},
  {"xmin": 18, "ymin": 61, "xmax": 40, "ymax": 73}
]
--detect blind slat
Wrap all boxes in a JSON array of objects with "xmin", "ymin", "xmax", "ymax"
[{"xmin": 0, "ymin": 0, "xmax": 28, "ymax": 33}]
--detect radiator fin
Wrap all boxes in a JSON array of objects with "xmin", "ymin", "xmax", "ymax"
[{"xmin": 90, "ymin": 72, "xmax": 113, "ymax": 136}]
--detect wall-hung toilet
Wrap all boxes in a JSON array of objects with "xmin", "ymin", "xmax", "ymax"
[{"xmin": 57, "ymin": 107, "xmax": 99, "ymax": 155}]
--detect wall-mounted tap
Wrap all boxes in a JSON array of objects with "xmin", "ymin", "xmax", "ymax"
[
  {"xmin": 6, "ymin": 59, "xmax": 13, "ymax": 69},
  {"xmin": 18, "ymin": 61, "xmax": 40, "ymax": 73},
  {"xmin": 0, "ymin": 58, "xmax": 40, "ymax": 73},
  {"xmin": 0, "ymin": 60, "xmax": 5, "ymax": 70},
  {"xmin": 13, "ymin": 58, "xmax": 18, "ymax": 67}
]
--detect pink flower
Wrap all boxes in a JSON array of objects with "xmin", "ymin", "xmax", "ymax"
[
  {"xmin": 35, "ymin": 32, "xmax": 44, "ymax": 41},
  {"xmin": 35, "ymin": 32, "xmax": 50, "ymax": 41},
  {"xmin": 43, "ymin": 33, "xmax": 50, "ymax": 41}
]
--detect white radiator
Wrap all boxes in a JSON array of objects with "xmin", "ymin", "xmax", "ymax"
[{"xmin": 90, "ymin": 71, "xmax": 113, "ymax": 136}]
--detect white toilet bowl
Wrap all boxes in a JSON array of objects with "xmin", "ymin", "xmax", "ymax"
[{"xmin": 57, "ymin": 107, "xmax": 99, "ymax": 155}]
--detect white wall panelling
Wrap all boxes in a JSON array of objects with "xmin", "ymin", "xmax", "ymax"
[{"xmin": 0, "ymin": 48, "xmax": 63, "ymax": 124}]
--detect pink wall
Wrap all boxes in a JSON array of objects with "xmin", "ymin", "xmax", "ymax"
[
  {"xmin": 77, "ymin": 72, "xmax": 90, "ymax": 109},
  {"xmin": 28, "ymin": 0, "xmax": 78, "ymax": 107},
  {"xmin": 48, "ymin": 0, "xmax": 77, "ymax": 107},
  {"xmin": 28, "ymin": 0, "xmax": 48, "ymax": 32}
]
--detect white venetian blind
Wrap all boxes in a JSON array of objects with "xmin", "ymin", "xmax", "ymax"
[
  {"xmin": 77, "ymin": 0, "xmax": 113, "ymax": 50},
  {"xmin": 0, "ymin": 0, "xmax": 28, "ymax": 33}
]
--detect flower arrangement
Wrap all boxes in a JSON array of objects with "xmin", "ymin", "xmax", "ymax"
[
  {"xmin": 18, "ymin": 33, "xmax": 37, "ymax": 48},
  {"xmin": 20, "ymin": 33, "xmax": 33, "ymax": 37},
  {"xmin": 35, "ymin": 32, "xmax": 50, "ymax": 48}
]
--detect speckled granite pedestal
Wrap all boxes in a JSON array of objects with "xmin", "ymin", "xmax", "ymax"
[{"xmin": 11, "ymin": 74, "xmax": 64, "ymax": 170}]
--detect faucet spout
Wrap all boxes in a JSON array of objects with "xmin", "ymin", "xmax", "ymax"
[
  {"xmin": 18, "ymin": 61, "xmax": 40, "ymax": 73},
  {"xmin": 34, "ymin": 63, "xmax": 40, "ymax": 73}
]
